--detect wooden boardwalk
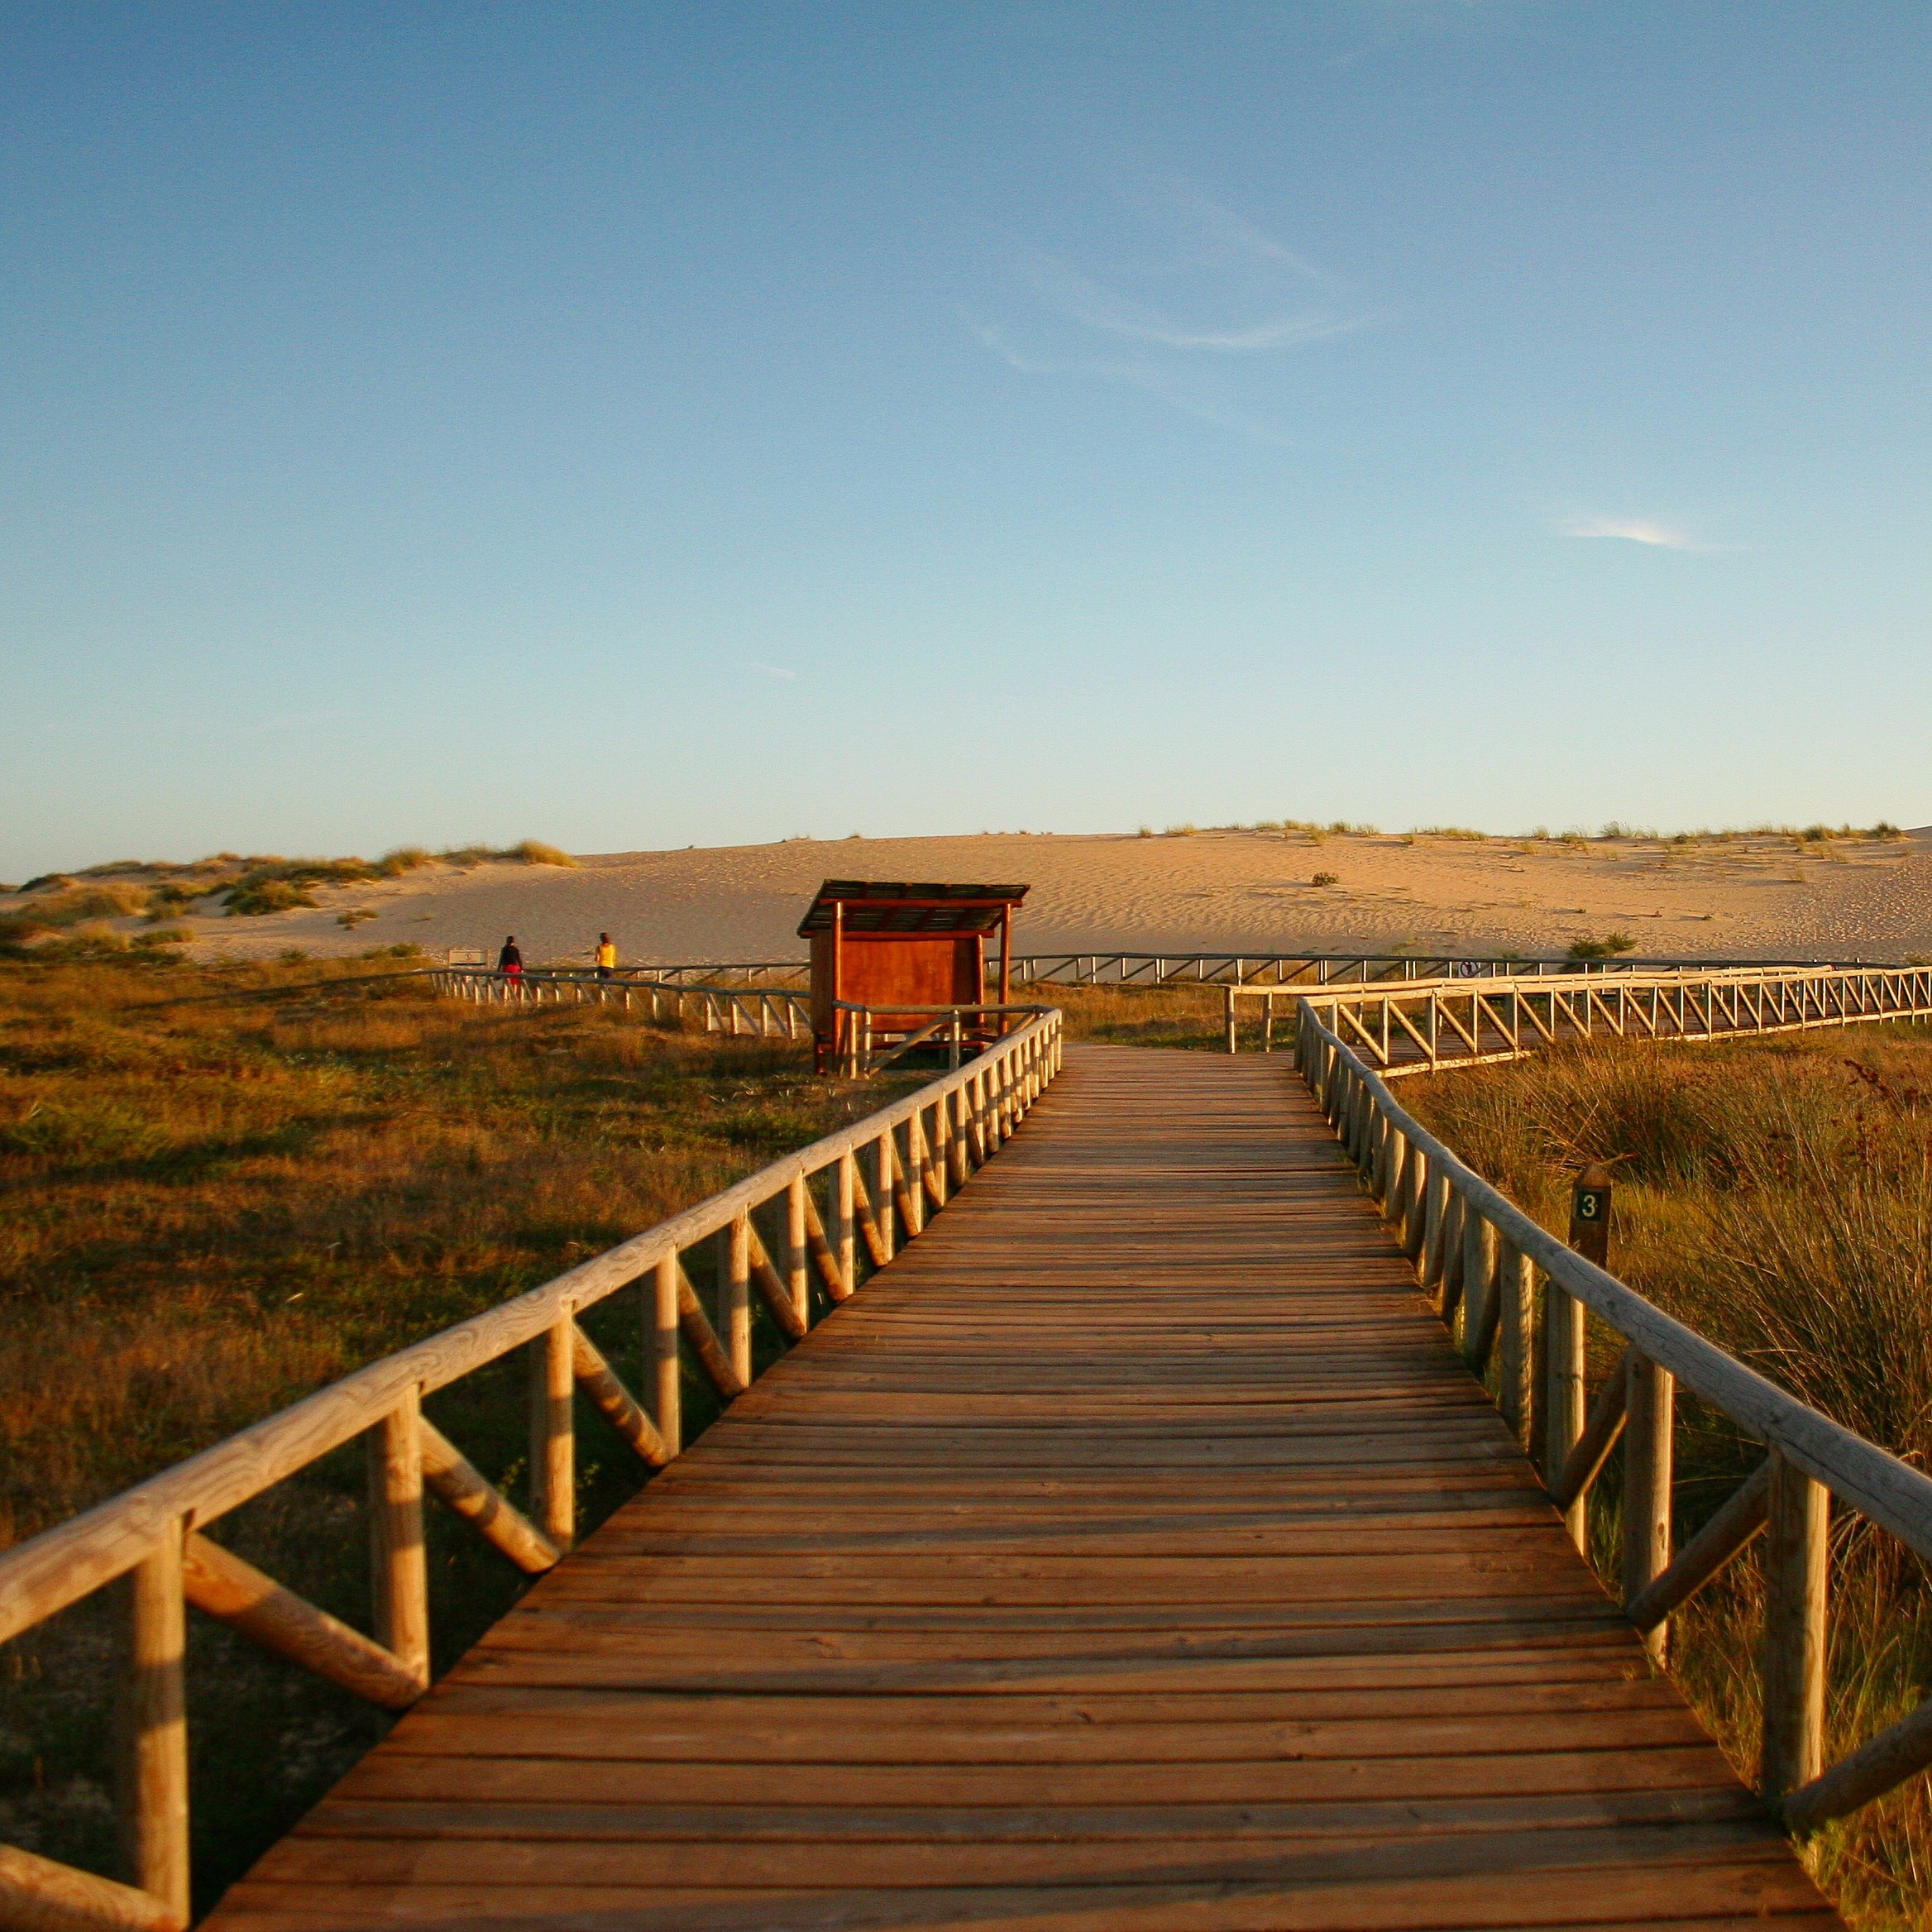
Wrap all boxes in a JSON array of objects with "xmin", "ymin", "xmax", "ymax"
[{"xmin": 209, "ymin": 1045, "xmax": 1839, "ymax": 1931}]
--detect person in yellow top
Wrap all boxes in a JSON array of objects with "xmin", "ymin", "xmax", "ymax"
[{"xmin": 594, "ymin": 932, "xmax": 617, "ymax": 980}]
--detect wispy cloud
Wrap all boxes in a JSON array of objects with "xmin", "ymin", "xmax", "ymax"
[
  {"xmin": 751, "ymin": 662, "xmax": 796, "ymax": 681},
  {"xmin": 1025, "ymin": 255, "xmax": 1362, "ymax": 353},
  {"xmin": 965, "ymin": 181, "xmax": 1375, "ymax": 442},
  {"xmin": 1559, "ymin": 514, "xmax": 1706, "ymax": 551},
  {"xmin": 965, "ymin": 321, "xmax": 1294, "ymax": 445}
]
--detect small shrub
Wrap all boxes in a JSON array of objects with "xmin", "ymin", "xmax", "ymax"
[
  {"xmin": 223, "ymin": 857, "xmax": 379, "ymax": 916},
  {"xmin": 227, "ymin": 878, "xmax": 315, "ymax": 915},
  {"xmin": 1136, "ymin": 825, "xmax": 1153, "ymax": 839},
  {"xmin": 503, "ymin": 839, "xmax": 577, "ymax": 868},
  {"xmin": 1567, "ymin": 931, "xmax": 1637, "ymax": 960},
  {"xmin": 1164, "ymin": 823, "xmax": 1198, "ymax": 837},
  {"xmin": 376, "ymin": 847, "xmax": 431, "ymax": 876},
  {"xmin": 1312, "ymin": 871, "xmax": 1340, "ymax": 887},
  {"xmin": 337, "ymin": 909, "xmax": 377, "ymax": 930}
]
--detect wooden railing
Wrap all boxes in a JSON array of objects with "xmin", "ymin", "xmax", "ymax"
[
  {"xmin": 433, "ymin": 949, "xmax": 1856, "ymax": 1002},
  {"xmin": 0, "ymin": 1012, "xmax": 1064, "ymax": 1932},
  {"xmin": 1012, "ymin": 949, "xmax": 1839, "ymax": 988},
  {"xmin": 1228, "ymin": 962, "xmax": 1932, "ymax": 1067},
  {"xmin": 830, "ymin": 1001, "xmax": 1053, "ymax": 1077},
  {"xmin": 1294, "ymin": 1000, "xmax": 1932, "ymax": 1833},
  {"xmin": 429, "ymin": 966, "xmax": 811, "ymax": 1040}
]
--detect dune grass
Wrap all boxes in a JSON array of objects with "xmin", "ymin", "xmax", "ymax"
[
  {"xmin": 0, "ymin": 842, "xmax": 580, "ymax": 939},
  {"xmin": 1400, "ymin": 1026, "xmax": 1932, "ymax": 1930},
  {"xmin": 0, "ymin": 952, "xmax": 911, "ymax": 1909}
]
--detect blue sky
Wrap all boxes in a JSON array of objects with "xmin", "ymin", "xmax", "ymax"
[{"xmin": 3, "ymin": 2, "xmax": 1928, "ymax": 877}]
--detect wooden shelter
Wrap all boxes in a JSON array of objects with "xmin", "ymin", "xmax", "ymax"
[{"xmin": 799, "ymin": 879, "xmax": 1029, "ymax": 1073}]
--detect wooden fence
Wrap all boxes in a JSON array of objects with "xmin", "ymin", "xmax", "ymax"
[
  {"xmin": 434, "ymin": 950, "xmax": 1853, "ymax": 1000},
  {"xmin": 426, "ymin": 969, "xmax": 1049, "ymax": 1071},
  {"xmin": 429, "ymin": 966, "xmax": 811, "ymax": 1039},
  {"xmin": 829, "ymin": 1001, "xmax": 1053, "ymax": 1077},
  {"xmin": 1010, "ymin": 949, "xmax": 1837, "ymax": 988},
  {"xmin": 1295, "ymin": 998, "xmax": 1932, "ymax": 1834},
  {"xmin": 0, "ymin": 1013, "xmax": 1064, "ymax": 1932},
  {"xmin": 1226, "ymin": 962, "xmax": 1932, "ymax": 1066}
]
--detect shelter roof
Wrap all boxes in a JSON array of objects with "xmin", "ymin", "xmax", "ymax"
[{"xmin": 796, "ymin": 880, "xmax": 1029, "ymax": 938}]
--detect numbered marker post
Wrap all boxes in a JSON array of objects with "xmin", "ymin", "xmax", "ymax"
[{"xmin": 1569, "ymin": 1161, "xmax": 1613, "ymax": 1269}]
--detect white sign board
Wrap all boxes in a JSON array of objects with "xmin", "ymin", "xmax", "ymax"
[{"xmin": 445, "ymin": 947, "xmax": 485, "ymax": 965}]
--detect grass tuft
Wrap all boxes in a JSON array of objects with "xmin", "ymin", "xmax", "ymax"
[
  {"xmin": 500, "ymin": 839, "xmax": 578, "ymax": 867},
  {"xmin": 1567, "ymin": 930, "xmax": 1638, "ymax": 959}
]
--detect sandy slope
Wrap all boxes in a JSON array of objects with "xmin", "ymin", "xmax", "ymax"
[{"xmin": 100, "ymin": 827, "xmax": 1932, "ymax": 968}]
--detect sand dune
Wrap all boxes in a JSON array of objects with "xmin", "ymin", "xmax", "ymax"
[{"xmin": 118, "ymin": 826, "xmax": 1932, "ymax": 968}]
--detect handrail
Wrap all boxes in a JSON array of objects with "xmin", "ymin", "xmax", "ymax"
[
  {"xmin": 830, "ymin": 999, "xmax": 1053, "ymax": 1076},
  {"xmin": 1294, "ymin": 996, "xmax": 1932, "ymax": 1834},
  {"xmin": 1010, "ymin": 949, "xmax": 1867, "ymax": 988},
  {"xmin": 428, "ymin": 967, "xmax": 811, "ymax": 1040},
  {"xmin": 1228, "ymin": 962, "xmax": 1932, "ymax": 1067},
  {"xmin": 428, "ymin": 949, "xmax": 1882, "ymax": 997},
  {"xmin": 0, "ymin": 1009, "xmax": 1064, "ymax": 1932}
]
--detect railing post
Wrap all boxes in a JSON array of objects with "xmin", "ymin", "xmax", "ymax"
[
  {"xmin": 1545, "ymin": 1282, "xmax": 1585, "ymax": 1550},
  {"xmin": 1623, "ymin": 1351, "xmax": 1674, "ymax": 1662},
  {"xmin": 117, "ymin": 1520, "xmax": 189, "ymax": 1924},
  {"xmin": 365, "ymin": 1389, "xmax": 432, "ymax": 1687},
  {"xmin": 903, "ymin": 1117, "xmax": 925, "ymax": 1236},
  {"xmin": 834, "ymin": 1153, "xmax": 857, "ymax": 1294},
  {"xmin": 874, "ymin": 1128, "xmax": 896, "ymax": 1259},
  {"xmin": 649, "ymin": 1255, "xmax": 681, "ymax": 1456},
  {"xmin": 949, "ymin": 1079, "xmax": 968, "ymax": 1188},
  {"xmin": 1418, "ymin": 1168, "xmax": 1447, "ymax": 1296},
  {"xmin": 1402, "ymin": 1147, "xmax": 1428, "ymax": 1263},
  {"xmin": 786, "ymin": 1176, "xmax": 811, "ymax": 1330},
  {"xmin": 720, "ymin": 1216, "xmax": 752, "ymax": 1382},
  {"xmin": 1547, "ymin": 1164, "xmax": 1611, "ymax": 1548},
  {"xmin": 1225, "ymin": 984, "xmax": 1237, "ymax": 1054},
  {"xmin": 1381, "ymin": 1125, "xmax": 1406, "ymax": 1218},
  {"xmin": 529, "ymin": 1322, "xmax": 575, "ymax": 1551},
  {"xmin": 1762, "ymin": 1449, "xmax": 1829, "ymax": 1798},
  {"xmin": 1460, "ymin": 1209, "xmax": 1495, "ymax": 1361},
  {"xmin": 1496, "ymin": 1240, "xmax": 1535, "ymax": 1447}
]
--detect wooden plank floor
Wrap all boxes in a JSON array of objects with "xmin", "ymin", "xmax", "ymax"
[{"xmin": 209, "ymin": 1045, "xmax": 1840, "ymax": 1931}]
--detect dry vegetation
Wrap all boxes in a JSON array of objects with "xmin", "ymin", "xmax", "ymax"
[
  {"xmin": 1402, "ymin": 1026, "xmax": 1932, "ymax": 1930},
  {"xmin": 0, "ymin": 951, "xmax": 911, "ymax": 1909},
  {"xmin": 8, "ymin": 945, "xmax": 1928, "ymax": 1919},
  {"xmin": 0, "ymin": 841, "xmax": 577, "ymax": 945}
]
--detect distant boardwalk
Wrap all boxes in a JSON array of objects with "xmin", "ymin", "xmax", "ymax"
[{"xmin": 208, "ymin": 1047, "xmax": 1837, "ymax": 1931}]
